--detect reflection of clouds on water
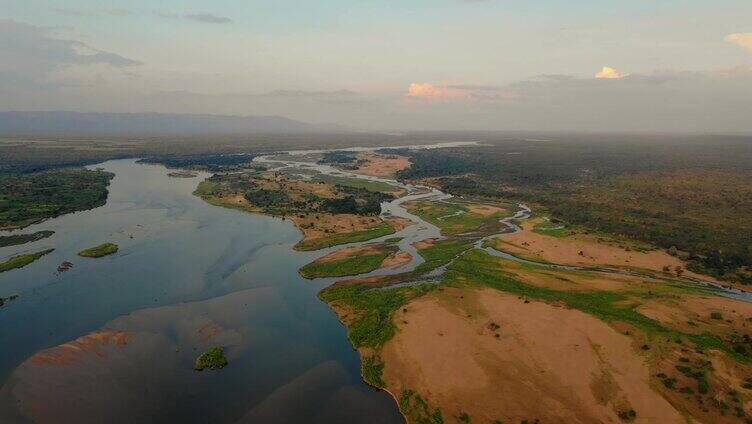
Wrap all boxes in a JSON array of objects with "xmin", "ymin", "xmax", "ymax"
[{"xmin": 2, "ymin": 284, "xmax": 401, "ymax": 423}]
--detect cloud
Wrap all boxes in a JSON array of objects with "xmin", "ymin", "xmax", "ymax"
[
  {"xmin": 725, "ymin": 33, "xmax": 752, "ymax": 53},
  {"xmin": 594, "ymin": 66, "xmax": 626, "ymax": 79},
  {"xmin": 406, "ymin": 83, "xmax": 469, "ymax": 101},
  {"xmin": 185, "ymin": 13, "xmax": 233, "ymax": 24},
  {"xmin": 0, "ymin": 20, "xmax": 141, "ymax": 95}
]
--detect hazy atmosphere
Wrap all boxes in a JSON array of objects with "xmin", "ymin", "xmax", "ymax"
[
  {"xmin": 2, "ymin": 0, "xmax": 751, "ymax": 132},
  {"xmin": 3, "ymin": 3, "xmax": 752, "ymax": 424}
]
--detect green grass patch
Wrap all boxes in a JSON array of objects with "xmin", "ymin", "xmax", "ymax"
[
  {"xmin": 193, "ymin": 180, "xmax": 217, "ymax": 197},
  {"xmin": 314, "ymin": 174, "xmax": 402, "ymax": 194},
  {"xmin": 533, "ymin": 221, "xmax": 569, "ymax": 237},
  {"xmin": 194, "ymin": 346, "xmax": 228, "ymax": 371},
  {"xmin": 447, "ymin": 249, "xmax": 750, "ymax": 362},
  {"xmin": 319, "ymin": 283, "xmax": 436, "ymax": 348},
  {"xmin": 78, "ymin": 243, "xmax": 119, "ymax": 258},
  {"xmin": 300, "ymin": 247, "xmax": 393, "ymax": 279},
  {"xmin": 361, "ymin": 356, "xmax": 386, "ymax": 387},
  {"xmin": 295, "ymin": 222, "xmax": 396, "ymax": 251},
  {"xmin": 415, "ymin": 238, "xmax": 473, "ymax": 273},
  {"xmin": 0, "ymin": 248, "xmax": 54, "ymax": 273},
  {"xmin": 408, "ymin": 200, "xmax": 504, "ymax": 236},
  {"xmin": 399, "ymin": 389, "xmax": 444, "ymax": 424}
]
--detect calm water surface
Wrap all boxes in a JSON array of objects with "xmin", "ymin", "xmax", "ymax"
[{"xmin": 0, "ymin": 159, "xmax": 403, "ymax": 423}]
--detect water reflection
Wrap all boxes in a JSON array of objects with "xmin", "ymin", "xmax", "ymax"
[{"xmin": 0, "ymin": 159, "xmax": 402, "ymax": 423}]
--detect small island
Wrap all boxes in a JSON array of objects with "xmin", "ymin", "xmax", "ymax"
[
  {"xmin": 194, "ymin": 347, "xmax": 228, "ymax": 371},
  {"xmin": 0, "ymin": 231, "xmax": 55, "ymax": 248},
  {"xmin": 167, "ymin": 171, "xmax": 198, "ymax": 178},
  {"xmin": 78, "ymin": 243, "xmax": 119, "ymax": 258},
  {"xmin": 0, "ymin": 248, "xmax": 55, "ymax": 273},
  {"xmin": 0, "ymin": 294, "xmax": 19, "ymax": 308}
]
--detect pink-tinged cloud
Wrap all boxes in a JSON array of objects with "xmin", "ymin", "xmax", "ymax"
[
  {"xmin": 406, "ymin": 83, "xmax": 468, "ymax": 101},
  {"xmin": 725, "ymin": 33, "xmax": 752, "ymax": 52},
  {"xmin": 595, "ymin": 66, "xmax": 626, "ymax": 79}
]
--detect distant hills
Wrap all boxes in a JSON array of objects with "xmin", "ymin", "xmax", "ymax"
[{"xmin": 0, "ymin": 111, "xmax": 343, "ymax": 135}]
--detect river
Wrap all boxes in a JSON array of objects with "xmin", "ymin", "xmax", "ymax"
[
  {"xmin": 0, "ymin": 158, "xmax": 405, "ymax": 423},
  {"xmin": 0, "ymin": 142, "xmax": 473, "ymax": 423},
  {"xmin": 1, "ymin": 141, "xmax": 746, "ymax": 423}
]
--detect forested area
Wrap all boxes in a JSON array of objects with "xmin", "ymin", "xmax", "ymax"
[
  {"xmin": 0, "ymin": 169, "xmax": 114, "ymax": 229},
  {"xmin": 396, "ymin": 135, "xmax": 752, "ymax": 283}
]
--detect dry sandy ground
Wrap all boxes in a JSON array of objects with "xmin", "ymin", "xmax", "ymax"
[
  {"xmin": 310, "ymin": 242, "xmax": 411, "ymax": 270},
  {"xmin": 411, "ymin": 238, "xmax": 438, "ymax": 250},
  {"xmin": 495, "ymin": 257, "xmax": 657, "ymax": 292},
  {"xmin": 381, "ymin": 251, "xmax": 412, "ymax": 269},
  {"xmin": 381, "ymin": 287, "xmax": 685, "ymax": 424},
  {"xmin": 29, "ymin": 331, "xmax": 129, "ymax": 366},
  {"xmin": 314, "ymin": 244, "xmax": 385, "ymax": 263},
  {"xmin": 637, "ymin": 294, "xmax": 752, "ymax": 335},
  {"xmin": 290, "ymin": 213, "xmax": 386, "ymax": 241},
  {"xmin": 353, "ymin": 153, "xmax": 411, "ymax": 177},
  {"xmin": 497, "ymin": 219, "xmax": 712, "ymax": 280}
]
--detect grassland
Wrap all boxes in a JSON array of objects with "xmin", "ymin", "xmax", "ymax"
[
  {"xmin": 320, "ymin": 282, "xmax": 437, "ymax": 351},
  {"xmin": 294, "ymin": 222, "xmax": 396, "ymax": 251},
  {"xmin": 397, "ymin": 137, "xmax": 752, "ymax": 285},
  {"xmin": 0, "ymin": 230, "xmax": 54, "ymax": 247},
  {"xmin": 447, "ymin": 249, "xmax": 747, "ymax": 360},
  {"xmin": 532, "ymin": 220, "xmax": 569, "ymax": 237},
  {"xmin": 414, "ymin": 239, "xmax": 473, "ymax": 273},
  {"xmin": 0, "ymin": 248, "xmax": 54, "ymax": 273},
  {"xmin": 194, "ymin": 170, "xmax": 403, "ymax": 251},
  {"xmin": 404, "ymin": 200, "xmax": 506, "ymax": 236},
  {"xmin": 312, "ymin": 174, "xmax": 403, "ymax": 194},
  {"xmin": 300, "ymin": 243, "xmax": 397, "ymax": 279},
  {"xmin": 0, "ymin": 168, "xmax": 114, "ymax": 230},
  {"xmin": 320, "ymin": 240, "xmax": 752, "ymax": 423},
  {"xmin": 78, "ymin": 243, "xmax": 119, "ymax": 258}
]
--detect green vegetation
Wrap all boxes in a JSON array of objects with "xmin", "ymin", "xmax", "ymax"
[
  {"xmin": 299, "ymin": 245, "xmax": 395, "ymax": 279},
  {"xmin": 395, "ymin": 136, "xmax": 752, "ymax": 284},
  {"xmin": 78, "ymin": 243, "xmax": 119, "ymax": 258},
  {"xmin": 0, "ymin": 230, "xmax": 54, "ymax": 247},
  {"xmin": 314, "ymin": 174, "xmax": 401, "ymax": 194},
  {"xmin": 0, "ymin": 168, "xmax": 114, "ymax": 229},
  {"xmin": 295, "ymin": 222, "xmax": 396, "ymax": 251},
  {"xmin": 447, "ymin": 249, "xmax": 750, "ymax": 363},
  {"xmin": 319, "ymin": 283, "xmax": 436, "ymax": 348},
  {"xmin": 193, "ymin": 180, "xmax": 217, "ymax": 197},
  {"xmin": 142, "ymin": 153, "xmax": 256, "ymax": 172},
  {"xmin": 194, "ymin": 347, "xmax": 228, "ymax": 371},
  {"xmin": 532, "ymin": 221, "xmax": 569, "ymax": 238},
  {"xmin": 0, "ymin": 248, "xmax": 54, "ymax": 273},
  {"xmin": 415, "ymin": 239, "xmax": 473, "ymax": 273},
  {"xmin": 318, "ymin": 151, "xmax": 360, "ymax": 168},
  {"xmin": 399, "ymin": 390, "xmax": 444, "ymax": 424},
  {"xmin": 362, "ymin": 356, "xmax": 386, "ymax": 387},
  {"xmin": 407, "ymin": 200, "xmax": 505, "ymax": 236},
  {"xmin": 201, "ymin": 172, "xmax": 393, "ymax": 217}
]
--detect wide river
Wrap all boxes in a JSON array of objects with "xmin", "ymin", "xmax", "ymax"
[{"xmin": 0, "ymin": 142, "xmax": 474, "ymax": 423}]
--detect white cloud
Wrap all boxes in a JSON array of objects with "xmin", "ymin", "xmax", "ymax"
[
  {"xmin": 725, "ymin": 33, "xmax": 752, "ymax": 53},
  {"xmin": 595, "ymin": 66, "xmax": 626, "ymax": 79}
]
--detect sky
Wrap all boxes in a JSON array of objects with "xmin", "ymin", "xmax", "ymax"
[{"xmin": 1, "ymin": 0, "xmax": 751, "ymax": 133}]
